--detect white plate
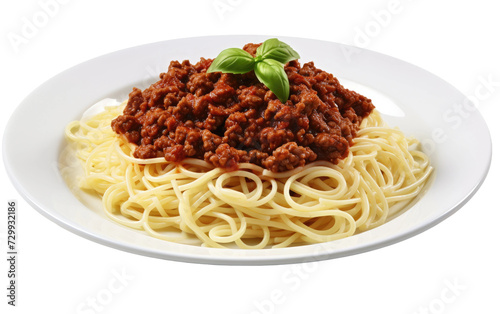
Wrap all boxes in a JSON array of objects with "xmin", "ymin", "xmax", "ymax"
[{"xmin": 3, "ymin": 36, "xmax": 491, "ymax": 265}]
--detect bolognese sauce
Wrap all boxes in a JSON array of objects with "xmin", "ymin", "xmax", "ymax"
[{"xmin": 111, "ymin": 43, "xmax": 374, "ymax": 172}]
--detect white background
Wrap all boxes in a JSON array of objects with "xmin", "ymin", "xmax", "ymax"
[{"xmin": 1, "ymin": 0, "xmax": 499, "ymax": 313}]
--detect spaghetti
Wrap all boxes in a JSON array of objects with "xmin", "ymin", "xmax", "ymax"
[{"xmin": 65, "ymin": 102, "xmax": 432, "ymax": 249}]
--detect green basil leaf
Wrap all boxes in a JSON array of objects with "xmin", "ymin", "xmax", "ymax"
[
  {"xmin": 256, "ymin": 38, "xmax": 300, "ymax": 65},
  {"xmin": 254, "ymin": 58, "xmax": 290, "ymax": 103},
  {"xmin": 207, "ymin": 48, "xmax": 255, "ymax": 74}
]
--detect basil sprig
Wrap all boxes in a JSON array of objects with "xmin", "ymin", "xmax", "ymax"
[{"xmin": 207, "ymin": 38, "xmax": 300, "ymax": 103}]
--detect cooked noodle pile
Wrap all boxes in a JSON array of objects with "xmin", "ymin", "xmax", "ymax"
[{"xmin": 65, "ymin": 102, "xmax": 432, "ymax": 249}]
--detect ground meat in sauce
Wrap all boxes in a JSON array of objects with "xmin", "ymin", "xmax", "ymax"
[{"xmin": 111, "ymin": 43, "xmax": 374, "ymax": 172}]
